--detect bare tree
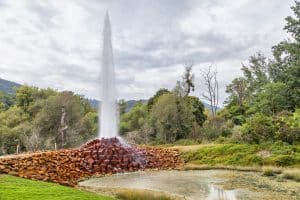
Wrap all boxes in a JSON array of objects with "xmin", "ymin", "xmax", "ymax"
[{"xmin": 200, "ymin": 66, "xmax": 219, "ymax": 116}]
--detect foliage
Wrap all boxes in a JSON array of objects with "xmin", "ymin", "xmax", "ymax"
[
  {"xmin": 147, "ymin": 88, "xmax": 170, "ymax": 111},
  {"xmin": 251, "ymin": 82, "xmax": 291, "ymax": 115},
  {"xmin": 241, "ymin": 114, "xmax": 276, "ymax": 144},
  {"xmin": 150, "ymin": 93, "xmax": 194, "ymax": 143},
  {"xmin": 0, "ymin": 175, "xmax": 115, "ymax": 200},
  {"xmin": 198, "ymin": 116, "xmax": 233, "ymax": 142},
  {"xmin": 186, "ymin": 96, "xmax": 206, "ymax": 126},
  {"xmin": 0, "ymin": 87, "xmax": 97, "ymax": 154},
  {"xmin": 0, "ymin": 91, "xmax": 15, "ymax": 110},
  {"xmin": 120, "ymin": 102, "xmax": 148, "ymax": 135},
  {"xmin": 181, "ymin": 143, "xmax": 300, "ymax": 167},
  {"xmin": 274, "ymin": 111, "xmax": 300, "ymax": 144}
]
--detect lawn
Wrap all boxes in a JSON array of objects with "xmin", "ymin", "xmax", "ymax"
[{"xmin": 0, "ymin": 175, "xmax": 115, "ymax": 200}]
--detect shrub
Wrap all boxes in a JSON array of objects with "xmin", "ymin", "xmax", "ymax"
[
  {"xmin": 263, "ymin": 169, "xmax": 275, "ymax": 176},
  {"xmin": 274, "ymin": 110, "xmax": 300, "ymax": 144},
  {"xmin": 241, "ymin": 113, "xmax": 276, "ymax": 143},
  {"xmin": 198, "ymin": 116, "xmax": 233, "ymax": 141},
  {"xmin": 272, "ymin": 155, "xmax": 296, "ymax": 166}
]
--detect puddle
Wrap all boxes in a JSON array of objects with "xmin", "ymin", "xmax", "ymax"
[{"xmin": 79, "ymin": 170, "xmax": 246, "ymax": 199}]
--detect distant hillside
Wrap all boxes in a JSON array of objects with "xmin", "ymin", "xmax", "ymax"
[
  {"xmin": 0, "ymin": 78, "xmax": 219, "ymax": 112},
  {"xmin": 89, "ymin": 99, "xmax": 218, "ymax": 113},
  {"xmin": 0, "ymin": 78, "xmax": 21, "ymax": 94},
  {"xmin": 88, "ymin": 99, "xmax": 147, "ymax": 112},
  {"xmin": 201, "ymin": 102, "xmax": 221, "ymax": 112}
]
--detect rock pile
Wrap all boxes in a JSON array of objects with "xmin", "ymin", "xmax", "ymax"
[{"xmin": 0, "ymin": 138, "xmax": 184, "ymax": 186}]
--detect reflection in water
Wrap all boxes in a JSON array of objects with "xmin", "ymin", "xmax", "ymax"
[{"xmin": 206, "ymin": 185, "xmax": 237, "ymax": 200}]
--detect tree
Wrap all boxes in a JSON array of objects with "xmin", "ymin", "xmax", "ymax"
[
  {"xmin": 251, "ymin": 83, "xmax": 291, "ymax": 115},
  {"xmin": 33, "ymin": 91, "xmax": 95, "ymax": 149},
  {"xmin": 147, "ymin": 88, "xmax": 170, "ymax": 110},
  {"xmin": 15, "ymin": 85, "xmax": 35, "ymax": 113},
  {"xmin": 150, "ymin": 93, "xmax": 194, "ymax": 143},
  {"xmin": 200, "ymin": 66, "xmax": 219, "ymax": 116},
  {"xmin": 269, "ymin": 1, "xmax": 300, "ymax": 109},
  {"xmin": 226, "ymin": 77, "xmax": 248, "ymax": 106},
  {"xmin": 186, "ymin": 96, "xmax": 206, "ymax": 126},
  {"xmin": 182, "ymin": 63, "xmax": 195, "ymax": 96},
  {"xmin": 241, "ymin": 52, "xmax": 269, "ymax": 96},
  {"xmin": 120, "ymin": 102, "xmax": 148, "ymax": 135}
]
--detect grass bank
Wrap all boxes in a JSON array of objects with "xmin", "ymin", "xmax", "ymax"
[
  {"xmin": 171, "ymin": 143, "xmax": 300, "ymax": 182},
  {"xmin": 179, "ymin": 143, "xmax": 300, "ymax": 167},
  {"xmin": 0, "ymin": 175, "xmax": 115, "ymax": 200}
]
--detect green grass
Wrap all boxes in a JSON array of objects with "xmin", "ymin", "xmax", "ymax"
[
  {"xmin": 0, "ymin": 175, "xmax": 115, "ymax": 200},
  {"xmin": 181, "ymin": 143, "xmax": 300, "ymax": 167},
  {"xmin": 116, "ymin": 189, "xmax": 176, "ymax": 200}
]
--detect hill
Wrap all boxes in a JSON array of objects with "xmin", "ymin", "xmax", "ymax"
[
  {"xmin": 0, "ymin": 78, "xmax": 218, "ymax": 112},
  {"xmin": 0, "ymin": 78, "xmax": 21, "ymax": 94}
]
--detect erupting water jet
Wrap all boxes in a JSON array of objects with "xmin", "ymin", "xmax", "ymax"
[{"xmin": 99, "ymin": 12, "xmax": 118, "ymax": 138}]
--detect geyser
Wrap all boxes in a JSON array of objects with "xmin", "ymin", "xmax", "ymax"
[{"xmin": 99, "ymin": 12, "xmax": 118, "ymax": 138}]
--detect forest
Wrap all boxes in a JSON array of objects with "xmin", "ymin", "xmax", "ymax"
[{"xmin": 0, "ymin": 1, "xmax": 299, "ymax": 156}]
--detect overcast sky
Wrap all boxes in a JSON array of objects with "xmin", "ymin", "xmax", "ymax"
[{"xmin": 0, "ymin": 0, "xmax": 295, "ymax": 105}]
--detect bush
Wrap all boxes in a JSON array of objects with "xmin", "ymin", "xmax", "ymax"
[
  {"xmin": 274, "ymin": 110, "xmax": 300, "ymax": 144},
  {"xmin": 272, "ymin": 155, "xmax": 296, "ymax": 166},
  {"xmin": 241, "ymin": 113, "xmax": 276, "ymax": 143},
  {"xmin": 263, "ymin": 169, "xmax": 275, "ymax": 176},
  {"xmin": 198, "ymin": 116, "xmax": 233, "ymax": 142}
]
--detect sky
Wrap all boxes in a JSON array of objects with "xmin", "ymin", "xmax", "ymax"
[{"xmin": 0, "ymin": 0, "xmax": 295, "ymax": 105}]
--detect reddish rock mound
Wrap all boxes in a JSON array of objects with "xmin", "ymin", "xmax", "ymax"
[{"xmin": 0, "ymin": 138, "xmax": 184, "ymax": 186}]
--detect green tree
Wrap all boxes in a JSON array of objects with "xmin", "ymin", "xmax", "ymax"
[
  {"xmin": 147, "ymin": 88, "xmax": 170, "ymax": 110},
  {"xmin": 120, "ymin": 102, "xmax": 148, "ymax": 135},
  {"xmin": 241, "ymin": 52, "xmax": 269, "ymax": 96},
  {"xmin": 186, "ymin": 96, "xmax": 206, "ymax": 126},
  {"xmin": 251, "ymin": 83, "xmax": 291, "ymax": 115},
  {"xmin": 15, "ymin": 86, "xmax": 35, "ymax": 112},
  {"xmin": 269, "ymin": 1, "xmax": 300, "ymax": 109},
  {"xmin": 150, "ymin": 93, "xmax": 194, "ymax": 143},
  {"xmin": 33, "ymin": 91, "xmax": 95, "ymax": 149}
]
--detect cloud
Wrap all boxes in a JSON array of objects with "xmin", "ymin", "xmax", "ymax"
[{"xmin": 0, "ymin": 0, "xmax": 295, "ymax": 105}]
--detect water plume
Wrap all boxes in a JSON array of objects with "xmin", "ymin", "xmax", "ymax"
[{"xmin": 99, "ymin": 12, "xmax": 118, "ymax": 138}]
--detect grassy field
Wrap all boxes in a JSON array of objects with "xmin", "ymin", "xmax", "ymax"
[
  {"xmin": 176, "ymin": 143, "xmax": 300, "ymax": 167},
  {"xmin": 0, "ymin": 175, "xmax": 115, "ymax": 200}
]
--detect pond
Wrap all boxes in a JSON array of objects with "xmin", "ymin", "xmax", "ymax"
[{"xmin": 78, "ymin": 170, "xmax": 300, "ymax": 200}]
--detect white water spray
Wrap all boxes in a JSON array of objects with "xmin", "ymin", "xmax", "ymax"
[{"xmin": 99, "ymin": 12, "xmax": 118, "ymax": 138}]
